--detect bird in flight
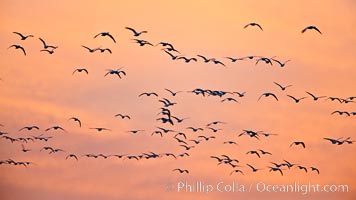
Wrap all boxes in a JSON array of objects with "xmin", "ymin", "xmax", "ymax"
[
  {"xmin": 305, "ymin": 91, "xmax": 326, "ymax": 101},
  {"xmin": 81, "ymin": 45, "xmax": 98, "ymax": 53},
  {"xmin": 156, "ymin": 127, "xmax": 176, "ymax": 133},
  {"xmin": 240, "ymin": 55, "xmax": 258, "ymax": 60},
  {"xmin": 197, "ymin": 55, "xmax": 213, "ymax": 63},
  {"xmin": 259, "ymin": 132, "xmax": 278, "ymax": 137},
  {"xmin": 230, "ymin": 169, "xmax": 244, "ymax": 175},
  {"xmin": 187, "ymin": 127, "xmax": 204, "ymax": 132},
  {"xmin": 66, "ymin": 154, "xmax": 78, "ymax": 161},
  {"xmin": 246, "ymin": 150, "xmax": 261, "ymax": 158},
  {"xmin": 259, "ymin": 149, "xmax": 272, "ymax": 155},
  {"xmin": 115, "ymin": 114, "xmax": 131, "ymax": 119},
  {"xmin": 198, "ymin": 135, "xmax": 216, "ymax": 141},
  {"xmin": 31, "ymin": 134, "xmax": 52, "ymax": 142},
  {"xmin": 19, "ymin": 126, "xmax": 39, "ymax": 131},
  {"xmin": 13, "ymin": 32, "xmax": 33, "ymax": 40},
  {"xmin": 159, "ymin": 98, "xmax": 177, "ymax": 107},
  {"xmin": 175, "ymin": 137, "xmax": 187, "ymax": 145},
  {"xmin": 326, "ymin": 97, "xmax": 343, "ymax": 103},
  {"xmin": 160, "ymin": 153, "xmax": 177, "ymax": 159},
  {"xmin": 40, "ymin": 146, "xmax": 54, "ymax": 153},
  {"xmin": 8, "ymin": 45, "xmax": 26, "ymax": 56},
  {"xmin": 301, "ymin": 26, "xmax": 322, "ymax": 34},
  {"xmin": 287, "ymin": 95, "xmax": 307, "ymax": 103},
  {"xmin": 212, "ymin": 59, "xmax": 226, "ymax": 67},
  {"xmin": 256, "ymin": 57, "xmax": 274, "ymax": 66},
  {"xmin": 221, "ymin": 97, "xmax": 239, "ymax": 103},
  {"xmin": 72, "ymin": 68, "xmax": 89, "ymax": 75},
  {"xmin": 163, "ymin": 46, "xmax": 180, "ymax": 54},
  {"xmin": 310, "ymin": 167, "xmax": 320, "ymax": 174},
  {"xmin": 331, "ymin": 111, "xmax": 350, "ymax": 116},
  {"xmin": 223, "ymin": 141, "xmax": 238, "ymax": 145},
  {"xmin": 109, "ymin": 154, "xmax": 127, "ymax": 159},
  {"xmin": 341, "ymin": 98, "xmax": 354, "ymax": 104},
  {"xmin": 127, "ymin": 130, "xmax": 145, "ymax": 134},
  {"xmin": 282, "ymin": 160, "xmax": 298, "ymax": 169},
  {"xmin": 207, "ymin": 127, "xmax": 222, "ymax": 133},
  {"xmin": 125, "ymin": 155, "xmax": 139, "ymax": 160},
  {"xmin": 174, "ymin": 132, "xmax": 187, "ymax": 139},
  {"xmin": 39, "ymin": 38, "xmax": 58, "ymax": 49},
  {"xmin": 207, "ymin": 121, "xmax": 226, "ymax": 126},
  {"xmin": 151, "ymin": 130, "xmax": 163, "ymax": 137},
  {"xmin": 163, "ymin": 50, "xmax": 179, "ymax": 60},
  {"xmin": 268, "ymin": 167, "xmax": 284, "ymax": 176},
  {"xmin": 180, "ymin": 145, "xmax": 195, "ymax": 150},
  {"xmin": 41, "ymin": 147, "xmax": 64, "ymax": 154},
  {"xmin": 94, "ymin": 32, "xmax": 116, "ymax": 43},
  {"xmin": 246, "ymin": 164, "xmax": 263, "ymax": 172},
  {"xmin": 225, "ymin": 57, "xmax": 244, "ymax": 63},
  {"xmin": 49, "ymin": 148, "xmax": 65, "ymax": 154},
  {"xmin": 158, "ymin": 108, "xmax": 172, "ymax": 118},
  {"xmin": 96, "ymin": 48, "xmax": 112, "ymax": 54},
  {"xmin": 156, "ymin": 42, "xmax": 174, "ymax": 49},
  {"xmin": 258, "ymin": 92, "xmax": 279, "ymax": 101},
  {"xmin": 297, "ymin": 165, "xmax": 308, "ymax": 173},
  {"xmin": 239, "ymin": 130, "xmax": 260, "ymax": 140},
  {"xmin": 90, "ymin": 127, "xmax": 111, "ymax": 132},
  {"xmin": 157, "ymin": 117, "xmax": 174, "ymax": 125},
  {"xmin": 177, "ymin": 56, "xmax": 197, "ymax": 63},
  {"xmin": 68, "ymin": 117, "xmax": 82, "ymax": 127},
  {"xmin": 244, "ymin": 22, "xmax": 263, "ymax": 31},
  {"xmin": 45, "ymin": 126, "xmax": 66, "ymax": 132},
  {"xmin": 104, "ymin": 68, "xmax": 126, "ymax": 78},
  {"xmin": 139, "ymin": 92, "xmax": 158, "ymax": 97},
  {"xmin": 40, "ymin": 49, "xmax": 55, "ymax": 54},
  {"xmin": 164, "ymin": 88, "xmax": 182, "ymax": 96},
  {"xmin": 2, "ymin": 135, "xmax": 16, "ymax": 143},
  {"xmin": 189, "ymin": 139, "xmax": 202, "ymax": 145},
  {"xmin": 132, "ymin": 39, "xmax": 153, "ymax": 46},
  {"xmin": 21, "ymin": 144, "xmax": 31, "ymax": 152},
  {"xmin": 272, "ymin": 59, "xmax": 291, "ymax": 67},
  {"xmin": 323, "ymin": 137, "xmax": 345, "ymax": 145},
  {"xmin": 274, "ymin": 82, "xmax": 292, "ymax": 91},
  {"xmin": 125, "ymin": 27, "xmax": 147, "ymax": 36},
  {"xmin": 173, "ymin": 168, "xmax": 189, "ymax": 174},
  {"xmin": 290, "ymin": 141, "xmax": 306, "ymax": 148}
]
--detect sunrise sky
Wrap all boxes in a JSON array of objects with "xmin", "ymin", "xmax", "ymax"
[{"xmin": 0, "ymin": 0, "xmax": 355, "ymax": 200}]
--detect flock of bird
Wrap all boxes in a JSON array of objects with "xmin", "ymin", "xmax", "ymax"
[
  {"xmin": 1, "ymin": 23, "xmax": 354, "ymax": 178},
  {"xmin": 7, "ymin": 24, "xmax": 321, "ymax": 68}
]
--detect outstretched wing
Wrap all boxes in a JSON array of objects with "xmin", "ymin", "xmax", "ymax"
[
  {"xmin": 93, "ymin": 33, "xmax": 102, "ymax": 38},
  {"xmin": 256, "ymin": 24, "xmax": 263, "ymax": 31},
  {"xmin": 39, "ymin": 37, "xmax": 47, "ymax": 47},
  {"xmin": 107, "ymin": 34, "xmax": 116, "ymax": 43},
  {"xmin": 13, "ymin": 32, "xmax": 24, "ymax": 38},
  {"xmin": 125, "ymin": 27, "xmax": 137, "ymax": 34},
  {"xmin": 287, "ymin": 95, "xmax": 297, "ymax": 102},
  {"xmin": 81, "ymin": 45, "xmax": 91, "ymax": 51},
  {"xmin": 301, "ymin": 27, "xmax": 308, "ymax": 33},
  {"xmin": 305, "ymin": 91, "xmax": 316, "ymax": 99},
  {"xmin": 274, "ymin": 82, "xmax": 283, "ymax": 90},
  {"xmin": 270, "ymin": 93, "xmax": 279, "ymax": 101},
  {"xmin": 312, "ymin": 27, "xmax": 322, "ymax": 34}
]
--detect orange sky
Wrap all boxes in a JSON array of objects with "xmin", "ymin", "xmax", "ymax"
[{"xmin": 0, "ymin": 0, "xmax": 355, "ymax": 200}]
